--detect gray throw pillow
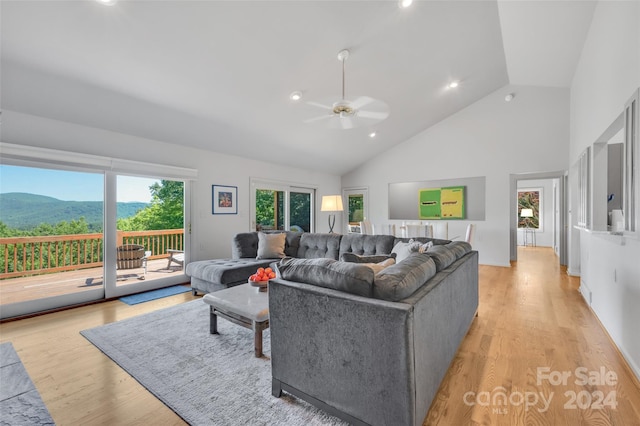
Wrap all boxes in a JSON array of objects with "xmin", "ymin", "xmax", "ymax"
[
  {"xmin": 256, "ymin": 232, "xmax": 286, "ymax": 259},
  {"xmin": 275, "ymin": 257, "xmax": 374, "ymax": 297},
  {"xmin": 339, "ymin": 252, "xmax": 397, "ymax": 264}
]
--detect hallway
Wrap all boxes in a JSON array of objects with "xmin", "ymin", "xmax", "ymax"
[{"xmin": 425, "ymin": 246, "xmax": 640, "ymax": 425}]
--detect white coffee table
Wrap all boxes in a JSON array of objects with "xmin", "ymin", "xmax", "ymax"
[{"xmin": 202, "ymin": 283, "xmax": 269, "ymax": 357}]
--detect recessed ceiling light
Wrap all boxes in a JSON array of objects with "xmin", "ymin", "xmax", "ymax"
[
  {"xmin": 289, "ymin": 91, "xmax": 302, "ymax": 101},
  {"xmin": 96, "ymin": 0, "xmax": 117, "ymax": 5},
  {"xmin": 399, "ymin": 0, "xmax": 413, "ymax": 8},
  {"xmin": 369, "ymin": 132, "xmax": 377, "ymax": 138},
  {"xmin": 505, "ymin": 93, "xmax": 515, "ymax": 102},
  {"xmin": 447, "ymin": 81, "xmax": 459, "ymax": 89}
]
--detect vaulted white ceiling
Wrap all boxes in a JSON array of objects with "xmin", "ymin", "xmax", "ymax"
[{"xmin": 0, "ymin": 0, "xmax": 597, "ymax": 175}]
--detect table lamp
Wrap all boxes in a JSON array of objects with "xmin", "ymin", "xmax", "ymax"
[{"xmin": 321, "ymin": 195, "xmax": 344, "ymax": 233}]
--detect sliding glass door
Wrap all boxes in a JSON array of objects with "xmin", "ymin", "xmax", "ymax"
[
  {"xmin": 0, "ymin": 144, "xmax": 195, "ymax": 318},
  {"xmin": 251, "ymin": 180, "xmax": 315, "ymax": 233},
  {"xmin": 0, "ymin": 164, "xmax": 106, "ymax": 317},
  {"xmin": 105, "ymin": 173, "xmax": 189, "ymax": 299},
  {"xmin": 114, "ymin": 176, "xmax": 185, "ymax": 289}
]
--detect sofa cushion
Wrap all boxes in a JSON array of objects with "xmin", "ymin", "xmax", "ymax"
[
  {"xmin": 425, "ymin": 245, "xmax": 458, "ymax": 271},
  {"xmin": 276, "ymin": 257, "xmax": 374, "ymax": 297},
  {"xmin": 257, "ymin": 232, "xmax": 286, "ymax": 259},
  {"xmin": 186, "ymin": 258, "xmax": 274, "ymax": 286},
  {"xmin": 338, "ymin": 234, "xmax": 396, "ymax": 258},
  {"xmin": 232, "ymin": 231, "xmax": 302, "ymax": 259},
  {"xmin": 232, "ymin": 232, "xmax": 259, "ymax": 259},
  {"xmin": 296, "ymin": 233, "xmax": 342, "ymax": 260},
  {"xmin": 282, "ymin": 232, "xmax": 303, "ymax": 257},
  {"xmin": 339, "ymin": 252, "xmax": 397, "ymax": 264},
  {"xmin": 446, "ymin": 241, "xmax": 472, "ymax": 258},
  {"xmin": 391, "ymin": 240, "xmax": 422, "ymax": 263},
  {"xmin": 373, "ymin": 253, "xmax": 437, "ymax": 301}
]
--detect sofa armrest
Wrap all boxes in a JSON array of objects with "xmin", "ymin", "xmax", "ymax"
[{"xmin": 268, "ymin": 279, "xmax": 417, "ymax": 426}]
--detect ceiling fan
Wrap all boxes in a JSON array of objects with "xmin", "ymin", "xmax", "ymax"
[{"xmin": 304, "ymin": 49, "xmax": 390, "ymax": 130}]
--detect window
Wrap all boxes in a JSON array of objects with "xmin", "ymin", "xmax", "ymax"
[
  {"xmin": 343, "ymin": 188, "xmax": 368, "ymax": 225},
  {"xmin": 250, "ymin": 179, "xmax": 315, "ymax": 233}
]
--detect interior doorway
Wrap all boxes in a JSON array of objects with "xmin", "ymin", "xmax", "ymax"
[{"xmin": 510, "ymin": 171, "xmax": 567, "ymax": 265}]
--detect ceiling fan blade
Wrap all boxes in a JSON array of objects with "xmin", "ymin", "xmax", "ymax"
[
  {"xmin": 304, "ymin": 114, "xmax": 333, "ymax": 124},
  {"xmin": 350, "ymin": 96, "xmax": 375, "ymax": 110},
  {"xmin": 357, "ymin": 110, "xmax": 390, "ymax": 120},
  {"xmin": 306, "ymin": 101, "xmax": 333, "ymax": 111},
  {"xmin": 340, "ymin": 116, "xmax": 355, "ymax": 130}
]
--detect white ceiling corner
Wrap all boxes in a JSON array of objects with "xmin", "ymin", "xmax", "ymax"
[{"xmin": 498, "ymin": 0, "xmax": 596, "ymax": 87}]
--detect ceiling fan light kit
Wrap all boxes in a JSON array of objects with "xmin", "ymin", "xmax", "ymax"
[{"xmin": 303, "ymin": 48, "xmax": 390, "ymax": 130}]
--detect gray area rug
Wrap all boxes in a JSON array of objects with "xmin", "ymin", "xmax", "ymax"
[
  {"xmin": 81, "ymin": 299, "xmax": 346, "ymax": 425},
  {"xmin": 0, "ymin": 342, "xmax": 55, "ymax": 426}
]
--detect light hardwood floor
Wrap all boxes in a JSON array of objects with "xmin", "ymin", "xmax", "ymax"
[{"xmin": 1, "ymin": 247, "xmax": 639, "ymax": 425}]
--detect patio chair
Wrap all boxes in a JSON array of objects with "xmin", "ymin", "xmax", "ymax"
[
  {"xmin": 116, "ymin": 244, "xmax": 148, "ymax": 280},
  {"xmin": 166, "ymin": 249, "xmax": 185, "ymax": 269}
]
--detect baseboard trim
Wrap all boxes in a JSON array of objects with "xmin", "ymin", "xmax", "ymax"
[
  {"xmin": 566, "ymin": 267, "xmax": 580, "ymax": 277},
  {"xmin": 579, "ymin": 297, "xmax": 640, "ymax": 387}
]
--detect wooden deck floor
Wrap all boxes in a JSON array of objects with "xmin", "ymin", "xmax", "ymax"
[{"xmin": 0, "ymin": 258, "xmax": 185, "ymax": 305}]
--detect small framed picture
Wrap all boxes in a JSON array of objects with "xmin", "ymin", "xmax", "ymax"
[{"xmin": 212, "ymin": 185, "xmax": 238, "ymax": 215}]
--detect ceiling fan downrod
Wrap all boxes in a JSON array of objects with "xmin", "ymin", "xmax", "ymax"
[{"xmin": 334, "ymin": 49, "xmax": 354, "ymax": 116}]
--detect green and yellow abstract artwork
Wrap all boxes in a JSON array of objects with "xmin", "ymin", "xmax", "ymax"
[{"xmin": 419, "ymin": 186, "xmax": 465, "ymax": 219}]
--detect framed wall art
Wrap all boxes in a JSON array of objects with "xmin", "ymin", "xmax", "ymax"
[
  {"xmin": 418, "ymin": 186, "xmax": 466, "ymax": 220},
  {"xmin": 212, "ymin": 185, "xmax": 238, "ymax": 215}
]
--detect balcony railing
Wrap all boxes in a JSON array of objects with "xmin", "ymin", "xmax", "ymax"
[{"xmin": 0, "ymin": 229, "xmax": 184, "ymax": 279}]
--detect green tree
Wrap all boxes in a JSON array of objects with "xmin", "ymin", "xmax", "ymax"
[
  {"xmin": 118, "ymin": 180, "xmax": 184, "ymax": 231},
  {"xmin": 290, "ymin": 193, "xmax": 310, "ymax": 232}
]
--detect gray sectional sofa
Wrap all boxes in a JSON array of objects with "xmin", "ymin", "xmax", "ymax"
[
  {"xmin": 186, "ymin": 231, "xmax": 478, "ymax": 425},
  {"xmin": 186, "ymin": 231, "xmax": 428, "ymax": 295}
]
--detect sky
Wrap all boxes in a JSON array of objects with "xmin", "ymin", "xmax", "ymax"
[{"xmin": 0, "ymin": 165, "xmax": 160, "ymax": 203}]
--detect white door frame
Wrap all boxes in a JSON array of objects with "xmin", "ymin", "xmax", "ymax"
[{"xmin": 509, "ymin": 171, "xmax": 567, "ymax": 265}]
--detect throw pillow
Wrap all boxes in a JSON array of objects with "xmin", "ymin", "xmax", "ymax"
[
  {"xmin": 339, "ymin": 252, "xmax": 397, "ymax": 264},
  {"xmin": 360, "ymin": 257, "xmax": 396, "ymax": 274},
  {"xmin": 391, "ymin": 240, "xmax": 422, "ymax": 263},
  {"xmin": 256, "ymin": 232, "xmax": 286, "ymax": 259},
  {"xmin": 418, "ymin": 241, "xmax": 433, "ymax": 253}
]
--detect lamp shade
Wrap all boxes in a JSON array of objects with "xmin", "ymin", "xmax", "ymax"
[
  {"xmin": 321, "ymin": 195, "xmax": 344, "ymax": 212},
  {"xmin": 520, "ymin": 208, "xmax": 534, "ymax": 218}
]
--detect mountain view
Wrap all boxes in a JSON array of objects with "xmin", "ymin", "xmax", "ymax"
[{"xmin": 0, "ymin": 193, "xmax": 148, "ymax": 230}]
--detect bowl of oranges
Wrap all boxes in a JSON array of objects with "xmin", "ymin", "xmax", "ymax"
[{"xmin": 248, "ymin": 267, "xmax": 276, "ymax": 291}]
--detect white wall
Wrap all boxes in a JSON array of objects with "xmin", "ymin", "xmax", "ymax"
[
  {"xmin": 0, "ymin": 110, "xmax": 343, "ymax": 261},
  {"xmin": 569, "ymin": 0, "xmax": 640, "ymax": 378},
  {"xmin": 342, "ymin": 85, "xmax": 570, "ymax": 267},
  {"xmin": 517, "ymin": 179, "xmax": 555, "ymax": 248}
]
